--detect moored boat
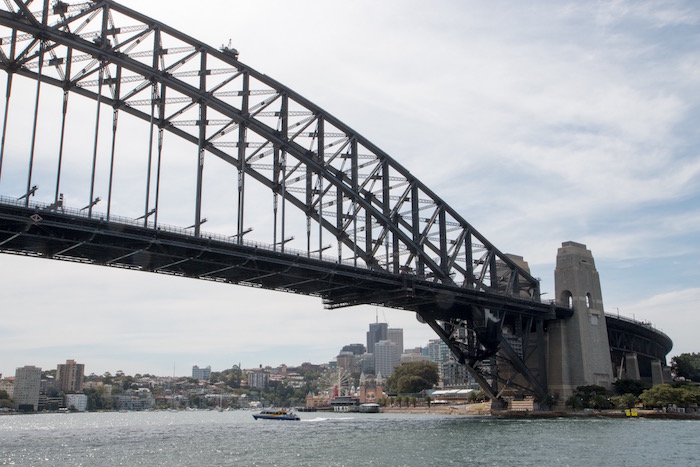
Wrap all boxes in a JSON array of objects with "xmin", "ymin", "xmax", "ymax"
[
  {"xmin": 359, "ymin": 403, "xmax": 380, "ymax": 413},
  {"xmin": 252, "ymin": 407, "xmax": 301, "ymax": 421}
]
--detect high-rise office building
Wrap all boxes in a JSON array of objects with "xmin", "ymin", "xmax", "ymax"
[
  {"xmin": 14, "ymin": 365, "xmax": 41, "ymax": 411},
  {"xmin": 428, "ymin": 339, "xmax": 453, "ymax": 378},
  {"xmin": 366, "ymin": 322, "xmax": 388, "ymax": 354},
  {"xmin": 57, "ymin": 359, "xmax": 84, "ymax": 394},
  {"xmin": 357, "ymin": 353, "xmax": 375, "ymax": 375},
  {"xmin": 387, "ymin": 328, "xmax": 404, "ymax": 355},
  {"xmin": 375, "ymin": 340, "xmax": 400, "ymax": 377}
]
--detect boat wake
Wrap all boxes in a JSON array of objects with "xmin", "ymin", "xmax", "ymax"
[{"xmin": 302, "ymin": 416, "xmax": 354, "ymax": 423}]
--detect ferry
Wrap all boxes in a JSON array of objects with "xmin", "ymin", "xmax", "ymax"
[
  {"xmin": 359, "ymin": 403, "xmax": 380, "ymax": 413},
  {"xmin": 252, "ymin": 408, "xmax": 301, "ymax": 421}
]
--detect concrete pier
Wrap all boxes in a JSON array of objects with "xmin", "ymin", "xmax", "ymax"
[
  {"xmin": 625, "ymin": 353, "xmax": 641, "ymax": 380},
  {"xmin": 547, "ymin": 242, "xmax": 614, "ymax": 402}
]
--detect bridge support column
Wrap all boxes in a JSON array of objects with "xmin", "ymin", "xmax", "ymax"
[
  {"xmin": 662, "ymin": 365, "xmax": 673, "ymax": 384},
  {"xmin": 548, "ymin": 242, "xmax": 614, "ymax": 403},
  {"xmin": 650, "ymin": 360, "xmax": 665, "ymax": 385},
  {"xmin": 624, "ymin": 353, "xmax": 641, "ymax": 381}
]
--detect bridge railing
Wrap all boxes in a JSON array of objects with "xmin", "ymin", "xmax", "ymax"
[{"xmin": 605, "ymin": 312, "xmax": 669, "ymax": 336}]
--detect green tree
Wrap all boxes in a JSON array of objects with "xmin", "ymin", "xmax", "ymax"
[
  {"xmin": 613, "ymin": 379, "xmax": 650, "ymax": 397},
  {"xmin": 386, "ymin": 362, "xmax": 439, "ymax": 394},
  {"xmin": 566, "ymin": 394, "xmax": 583, "ymax": 410},
  {"xmin": 122, "ymin": 377, "xmax": 136, "ymax": 391},
  {"xmin": 591, "ymin": 394, "xmax": 612, "ymax": 410},
  {"xmin": 83, "ymin": 387, "xmax": 113, "ymax": 411},
  {"xmin": 671, "ymin": 353, "xmax": 700, "ymax": 382},
  {"xmin": 468, "ymin": 390, "xmax": 486, "ymax": 403},
  {"xmin": 639, "ymin": 384, "xmax": 700, "ymax": 408},
  {"xmin": 566, "ymin": 385, "xmax": 612, "ymax": 410},
  {"xmin": 263, "ymin": 381, "xmax": 296, "ymax": 407},
  {"xmin": 188, "ymin": 394, "xmax": 202, "ymax": 409},
  {"xmin": 611, "ymin": 393, "xmax": 638, "ymax": 409},
  {"xmin": 536, "ymin": 394, "xmax": 555, "ymax": 410},
  {"xmin": 424, "ymin": 395, "xmax": 432, "ymax": 408},
  {"xmin": 209, "ymin": 366, "xmax": 243, "ymax": 388},
  {"xmin": 0, "ymin": 389, "xmax": 12, "ymax": 410}
]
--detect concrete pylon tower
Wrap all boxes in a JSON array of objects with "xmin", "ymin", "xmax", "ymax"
[{"xmin": 547, "ymin": 242, "xmax": 614, "ymax": 402}]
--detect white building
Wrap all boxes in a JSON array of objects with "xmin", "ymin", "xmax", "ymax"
[
  {"xmin": 375, "ymin": 340, "xmax": 400, "ymax": 377},
  {"xmin": 65, "ymin": 393, "xmax": 88, "ymax": 412},
  {"xmin": 192, "ymin": 365, "xmax": 211, "ymax": 381},
  {"xmin": 14, "ymin": 366, "xmax": 41, "ymax": 412}
]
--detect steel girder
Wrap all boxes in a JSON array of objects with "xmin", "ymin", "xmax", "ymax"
[
  {"xmin": 0, "ymin": 197, "xmax": 565, "ymax": 320},
  {"xmin": 0, "ymin": 0, "xmax": 542, "ymax": 303},
  {"xmin": 606, "ymin": 315, "xmax": 673, "ymax": 364}
]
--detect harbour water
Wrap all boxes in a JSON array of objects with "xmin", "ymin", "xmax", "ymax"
[{"xmin": 1, "ymin": 410, "xmax": 698, "ymax": 466}]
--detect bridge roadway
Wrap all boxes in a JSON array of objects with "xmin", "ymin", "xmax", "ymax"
[{"xmin": 0, "ymin": 197, "xmax": 570, "ymax": 322}]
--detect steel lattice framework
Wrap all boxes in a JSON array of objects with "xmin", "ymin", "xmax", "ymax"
[
  {"xmin": 0, "ymin": 0, "xmax": 574, "ymax": 404},
  {"xmin": 0, "ymin": 0, "xmax": 541, "ymax": 294},
  {"xmin": 606, "ymin": 314, "xmax": 673, "ymax": 376}
]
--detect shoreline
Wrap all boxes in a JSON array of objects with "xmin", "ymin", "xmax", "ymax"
[{"xmin": 380, "ymin": 403, "xmax": 700, "ymax": 419}]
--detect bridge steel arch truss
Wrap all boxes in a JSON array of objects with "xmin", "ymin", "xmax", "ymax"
[
  {"xmin": 0, "ymin": 0, "xmax": 568, "ymax": 404},
  {"xmin": 606, "ymin": 315, "xmax": 673, "ymax": 381}
]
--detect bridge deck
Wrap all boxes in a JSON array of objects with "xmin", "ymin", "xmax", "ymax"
[{"xmin": 0, "ymin": 199, "xmax": 566, "ymax": 321}]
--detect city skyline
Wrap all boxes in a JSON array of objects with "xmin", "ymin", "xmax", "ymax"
[
  {"xmin": 1, "ymin": 320, "xmax": 419, "ymax": 378},
  {"xmin": 1, "ymin": 1, "xmax": 698, "ymax": 376}
]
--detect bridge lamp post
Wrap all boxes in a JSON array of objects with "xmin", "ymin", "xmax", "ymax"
[
  {"xmin": 18, "ymin": 185, "xmax": 38, "ymax": 202},
  {"xmin": 185, "ymin": 218, "xmax": 207, "ymax": 231},
  {"xmin": 275, "ymin": 236, "xmax": 294, "ymax": 252},
  {"xmin": 80, "ymin": 197, "xmax": 101, "ymax": 217},
  {"xmin": 310, "ymin": 244, "xmax": 332, "ymax": 259},
  {"xmin": 136, "ymin": 209, "xmax": 157, "ymax": 227},
  {"xmin": 229, "ymin": 227, "xmax": 253, "ymax": 243}
]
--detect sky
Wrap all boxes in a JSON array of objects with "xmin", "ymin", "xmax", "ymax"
[{"xmin": 0, "ymin": 0, "xmax": 698, "ymax": 377}]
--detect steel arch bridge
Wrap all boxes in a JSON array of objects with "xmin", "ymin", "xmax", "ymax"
[{"xmin": 0, "ymin": 0, "xmax": 570, "ymax": 404}]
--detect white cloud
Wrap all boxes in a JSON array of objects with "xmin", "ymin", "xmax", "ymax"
[{"xmin": 620, "ymin": 287, "xmax": 700, "ymax": 357}]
